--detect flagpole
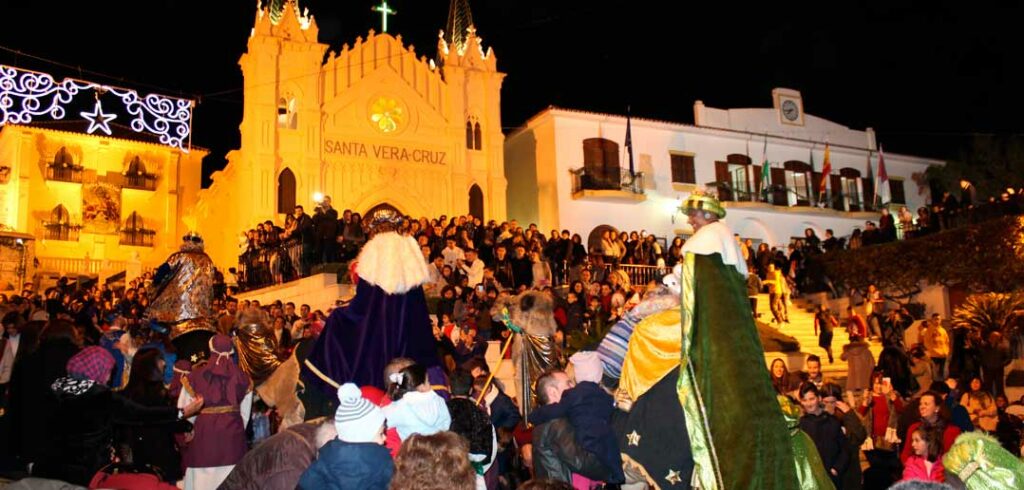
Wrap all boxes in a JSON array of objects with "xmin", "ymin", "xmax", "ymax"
[{"xmin": 625, "ymin": 105, "xmax": 635, "ymax": 179}]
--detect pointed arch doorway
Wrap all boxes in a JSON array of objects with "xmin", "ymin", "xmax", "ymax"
[{"xmin": 468, "ymin": 184, "xmax": 484, "ymax": 221}]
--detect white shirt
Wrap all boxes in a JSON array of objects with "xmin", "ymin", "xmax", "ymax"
[
  {"xmin": 442, "ymin": 246, "xmax": 465, "ymax": 268},
  {"xmin": 460, "ymin": 258, "xmax": 484, "ymax": 286},
  {"xmin": 0, "ymin": 334, "xmax": 19, "ymax": 384}
]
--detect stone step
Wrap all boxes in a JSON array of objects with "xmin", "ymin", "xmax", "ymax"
[{"xmin": 757, "ymin": 293, "xmax": 882, "ymax": 383}]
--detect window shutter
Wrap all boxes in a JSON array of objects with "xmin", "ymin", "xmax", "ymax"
[
  {"xmin": 862, "ymin": 178, "xmax": 875, "ymax": 211},
  {"xmin": 890, "ymin": 180, "xmax": 906, "ymax": 204},
  {"xmin": 715, "ymin": 161, "xmax": 732, "ymax": 201},
  {"xmin": 830, "ymin": 175, "xmax": 844, "ymax": 210},
  {"xmin": 770, "ymin": 167, "xmax": 787, "ymax": 205}
]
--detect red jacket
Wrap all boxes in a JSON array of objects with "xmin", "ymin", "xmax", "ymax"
[
  {"xmin": 859, "ymin": 394, "xmax": 904, "ymax": 438},
  {"xmin": 900, "ymin": 421, "xmax": 960, "ymax": 463},
  {"xmin": 902, "ymin": 455, "xmax": 945, "ymax": 482}
]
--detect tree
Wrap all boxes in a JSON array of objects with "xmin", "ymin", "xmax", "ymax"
[{"xmin": 925, "ymin": 135, "xmax": 1024, "ymax": 203}]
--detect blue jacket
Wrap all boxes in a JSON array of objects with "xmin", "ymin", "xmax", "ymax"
[
  {"xmin": 298, "ymin": 439, "xmax": 393, "ymax": 490},
  {"xmin": 489, "ymin": 390, "xmax": 522, "ymax": 430}
]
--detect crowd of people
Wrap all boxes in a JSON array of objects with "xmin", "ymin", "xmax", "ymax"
[
  {"xmin": 235, "ymin": 195, "xmax": 695, "ymax": 293},
  {"xmin": 1, "ymin": 187, "xmax": 1022, "ymax": 489},
  {"xmin": 767, "ymin": 295, "xmax": 1023, "ymax": 488}
]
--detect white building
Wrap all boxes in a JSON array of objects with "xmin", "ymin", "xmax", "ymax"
[{"xmin": 505, "ymin": 88, "xmax": 944, "ymax": 249}]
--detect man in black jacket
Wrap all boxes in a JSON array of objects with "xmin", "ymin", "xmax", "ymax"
[
  {"xmin": 798, "ymin": 383, "xmax": 849, "ymax": 488},
  {"xmin": 293, "ymin": 205, "xmax": 314, "ymax": 276}
]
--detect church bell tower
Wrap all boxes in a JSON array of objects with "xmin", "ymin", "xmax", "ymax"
[
  {"xmin": 438, "ymin": 0, "xmax": 507, "ymax": 221},
  {"xmin": 239, "ymin": 0, "xmax": 327, "ymax": 220}
]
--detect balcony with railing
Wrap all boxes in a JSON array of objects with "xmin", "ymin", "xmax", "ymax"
[
  {"xmin": 120, "ymin": 227, "xmax": 156, "ymax": 247},
  {"xmin": 570, "ymin": 167, "xmax": 646, "ymax": 202},
  {"xmin": 45, "ymin": 163, "xmax": 84, "ymax": 183},
  {"xmin": 42, "ymin": 222, "xmax": 82, "ymax": 241},
  {"xmin": 706, "ymin": 180, "xmax": 878, "ymax": 217},
  {"xmin": 122, "ymin": 172, "xmax": 158, "ymax": 191}
]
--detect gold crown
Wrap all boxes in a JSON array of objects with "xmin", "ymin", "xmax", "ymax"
[{"xmin": 682, "ymin": 189, "xmax": 726, "ymax": 219}]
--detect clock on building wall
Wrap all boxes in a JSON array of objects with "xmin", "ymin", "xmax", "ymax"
[{"xmin": 776, "ymin": 94, "xmax": 804, "ymax": 126}]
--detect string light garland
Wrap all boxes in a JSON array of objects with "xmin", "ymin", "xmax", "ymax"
[{"xmin": 0, "ymin": 64, "xmax": 194, "ymax": 151}]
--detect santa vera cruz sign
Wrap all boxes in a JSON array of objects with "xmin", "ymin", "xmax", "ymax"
[{"xmin": 323, "ymin": 139, "xmax": 448, "ymax": 165}]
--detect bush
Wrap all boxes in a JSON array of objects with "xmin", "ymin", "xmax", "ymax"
[{"xmin": 817, "ymin": 216, "xmax": 1024, "ymax": 298}]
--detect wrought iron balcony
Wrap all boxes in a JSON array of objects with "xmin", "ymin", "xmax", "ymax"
[
  {"xmin": 120, "ymin": 228, "xmax": 156, "ymax": 247},
  {"xmin": 42, "ymin": 222, "xmax": 82, "ymax": 241},
  {"xmin": 570, "ymin": 167, "xmax": 645, "ymax": 197},
  {"xmin": 123, "ymin": 172, "xmax": 158, "ymax": 191},
  {"xmin": 45, "ymin": 163, "xmax": 84, "ymax": 183}
]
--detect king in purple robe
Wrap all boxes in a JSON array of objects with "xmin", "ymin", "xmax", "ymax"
[{"xmin": 302, "ymin": 213, "xmax": 439, "ymax": 392}]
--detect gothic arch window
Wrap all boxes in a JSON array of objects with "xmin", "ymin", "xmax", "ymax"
[
  {"xmin": 127, "ymin": 156, "xmax": 147, "ymax": 175},
  {"xmin": 466, "ymin": 120, "xmax": 474, "ymax": 149},
  {"xmin": 473, "ymin": 122, "xmax": 482, "ymax": 150},
  {"xmin": 125, "ymin": 211, "xmax": 144, "ymax": 230},
  {"xmin": 277, "ymin": 168, "xmax": 296, "ymax": 214},
  {"xmin": 54, "ymin": 147, "xmax": 73, "ymax": 166},
  {"xmin": 277, "ymin": 97, "xmax": 297, "ymax": 129},
  {"xmin": 50, "ymin": 204, "xmax": 70, "ymax": 224},
  {"xmin": 468, "ymin": 184, "xmax": 484, "ymax": 220},
  {"xmin": 121, "ymin": 211, "xmax": 154, "ymax": 246}
]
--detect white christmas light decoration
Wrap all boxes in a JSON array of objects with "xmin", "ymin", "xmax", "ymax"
[
  {"xmin": 80, "ymin": 99, "xmax": 116, "ymax": 135},
  {"xmin": 0, "ymin": 64, "xmax": 194, "ymax": 151}
]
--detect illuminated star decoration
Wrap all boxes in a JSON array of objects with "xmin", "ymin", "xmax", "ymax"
[
  {"xmin": 626, "ymin": 430, "xmax": 641, "ymax": 446},
  {"xmin": 665, "ymin": 469, "xmax": 682, "ymax": 485},
  {"xmin": 80, "ymin": 99, "xmax": 116, "ymax": 135},
  {"xmin": 190, "ymin": 354, "xmax": 198, "ymax": 363}
]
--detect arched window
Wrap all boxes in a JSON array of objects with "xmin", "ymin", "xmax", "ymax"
[
  {"xmin": 125, "ymin": 211, "xmax": 144, "ymax": 230},
  {"xmin": 277, "ymin": 97, "xmax": 297, "ymax": 129},
  {"xmin": 124, "ymin": 156, "xmax": 156, "ymax": 190},
  {"xmin": 127, "ymin": 156, "xmax": 147, "ymax": 176},
  {"xmin": 121, "ymin": 211, "xmax": 155, "ymax": 246},
  {"xmin": 466, "ymin": 120, "xmax": 474, "ymax": 149},
  {"xmin": 582, "ymin": 138, "xmax": 620, "ymax": 189},
  {"xmin": 473, "ymin": 122, "xmax": 483, "ymax": 150},
  {"xmin": 714, "ymin": 153, "xmax": 752, "ymax": 201},
  {"xmin": 783, "ymin": 160, "xmax": 812, "ymax": 206},
  {"xmin": 277, "ymin": 168, "xmax": 296, "ymax": 214},
  {"xmin": 54, "ymin": 147, "xmax": 73, "ymax": 166},
  {"xmin": 468, "ymin": 184, "xmax": 484, "ymax": 220},
  {"xmin": 50, "ymin": 204, "xmax": 70, "ymax": 224}
]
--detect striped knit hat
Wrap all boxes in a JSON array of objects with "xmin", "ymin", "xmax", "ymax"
[{"xmin": 335, "ymin": 383, "xmax": 386, "ymax": 443}]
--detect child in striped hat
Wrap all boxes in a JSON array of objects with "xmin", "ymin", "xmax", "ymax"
[{"xmin": 298, "ymin": 383, "xmax": 393, "ymax": 489}]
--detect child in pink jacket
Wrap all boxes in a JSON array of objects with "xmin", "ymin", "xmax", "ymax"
[{"xmin": 901, "ymin": 426, "xmax": 945, "ymax": 483}]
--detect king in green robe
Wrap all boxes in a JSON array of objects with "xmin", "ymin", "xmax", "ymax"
[{"xmin": 619, "ymin": 191, "xmax": 806, "ymax": 489}]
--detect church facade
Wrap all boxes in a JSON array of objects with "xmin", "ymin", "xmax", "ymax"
[{"xmin": 193, "ymin": 0, "xmax": 507, "ymax": 267}]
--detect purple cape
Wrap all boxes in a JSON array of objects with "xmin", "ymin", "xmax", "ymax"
[{"xmin": 302, "ymin": 280, "xmax": 439, "ymax": 392}]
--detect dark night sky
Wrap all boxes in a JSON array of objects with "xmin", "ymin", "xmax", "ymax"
[{"xmin": 2, "ymin": 0, "xmax": 1022, "ymax": 185}]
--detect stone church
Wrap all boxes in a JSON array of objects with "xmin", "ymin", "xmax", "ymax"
[{"xmin": 194, "ymin": 0, "xmax": 507, "ymax": 266}]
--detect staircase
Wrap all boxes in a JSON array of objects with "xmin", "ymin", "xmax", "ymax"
[{"xmin": 758, "ymin": 293, "xmax": 883, "ymax": 383}]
